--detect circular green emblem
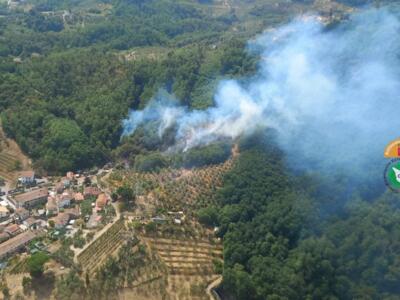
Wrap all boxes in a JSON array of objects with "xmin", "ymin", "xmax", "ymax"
[{"xmin": 384, "ymin": 159, "xmax": 400, "ymax": 192}]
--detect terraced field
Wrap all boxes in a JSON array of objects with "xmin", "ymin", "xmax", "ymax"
[
  {"xmin": 0, "ymin": 152, "xmax": 19, "ymax": 181},
  {"xmin": 77, "ymin": 219, "xmax": 127, "ymax": 275},
  {"xmin": 107, "ymin": 149, "xmax": 236, "ymax": 298},
  {"xmin": 142, "ymin": 237, "xmax": 223, "ymax": 300},
  {"xmin": 144, "ymin": 237, "xmax": 222, "ymax": 275}
]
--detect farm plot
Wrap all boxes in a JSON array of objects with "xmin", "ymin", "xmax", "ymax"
[
  {"xmin": 0, "ymin": 152, "xmax": 19, "ymax": 182},
  {"xmin": 142, "ymin": 237, "xmax": 223, "ymax": 300},
  {"xmin": 77, "ymin": 219, "xmax": 127, "ymax": 275},
  {"xmin": 109, "ymin": 156, "xmax": 235, "ymax": 219},
  {"xmin": 143, "ymin": 237, "xmax": 223, "ymax": 275}
]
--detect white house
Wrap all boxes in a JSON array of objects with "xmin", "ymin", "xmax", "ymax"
[
  {"xmin": 57, "ymin": 191, "xmax": 73, "ymax": 208},
  {"xmin": 17, "ymin": 171, "xmax": 35, "ymax": 185}
]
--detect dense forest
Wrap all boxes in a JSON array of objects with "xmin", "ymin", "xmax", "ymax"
[
  {"xmin": 0, "ymin": 0, "xmax": 268, "ymax": 173},
  {"xmin": 0, "ymin": 0, "xmax": 393, "ymax": 174},
  {"xmin": 213, "ymin": 135, "xmax": 400, "ymax": 299}
]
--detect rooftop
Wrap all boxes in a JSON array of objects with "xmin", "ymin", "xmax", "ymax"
[
  {"xmin": 0, "ymin": 230, "xmax": 37, "ymax": 258},
  {"xmin": 5, "ymin": 224, "xmax": 20, "ymax": 234},
  {"xmin": 13, "ymin": 188, "xmax": 48, "ymax": 205},
  {"xmin": 50, "ymin": 212, "xmax": 69, "ymax": 226},
  {"xmin": 23, "ymin": 217, "xmax": 38, "ymax": 227},
  {"xmin": 74, "ymin": 192, "xmax": 84, "ymax": 201},
  {"xmin": 84, "ymin": 186, "xmax": 101, "ymax": 196},
  {"xmin": 96, "ymin": 193, "xmax": 108, "ymax": 208},
  {"xmin": 17, "ymin": 171, "xmax": 34, "ymax": 178}
]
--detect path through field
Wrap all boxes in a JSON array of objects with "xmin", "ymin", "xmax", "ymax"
[{"xmin": 206, "ymin": 276, "xmax": 222, "ymax": 300}]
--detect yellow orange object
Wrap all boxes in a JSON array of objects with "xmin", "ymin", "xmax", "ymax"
[{"xmin": 384, "ymin": 138, "xmax": 400, "ymax": 158}]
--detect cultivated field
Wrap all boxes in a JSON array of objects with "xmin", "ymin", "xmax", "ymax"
[
  {"xmin": 109, "ymin": 155, "xmax": 235, "ymax": 218},
  {"xmin": 144, "ymin": 237, "xmax": 223, "ymax": 275},
  {"xmin": 77, "ymin": 219, "xmax": 127, "ymax": 275},
  {"xmin": 107, "ymin": 147, "xmax": 238, "ymax": 299}
]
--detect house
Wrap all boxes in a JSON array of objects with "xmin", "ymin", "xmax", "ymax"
[
  {"xmin": 23, "ymin": 218, "xmax": 40, "ymax": 230},
  {"xmin": 49, "ymin": 212, "xmax": 69, "ymax": 229},
  {"xmin": 0, "ymin": 206, "xmax": 10, "ymax": 220},
  {"xmin": 84, "ymin": 186, "xmax": 101, "ymax": 198},
  {"xmin": 95, "ymin": 193, "xmax": 108, "ymax": 211},
  {"xmin": 10, "ymin": 188, "xmax": 48, "ymax": 209},
  {"xmin": 57, "ymin": 191, "xmax": 73, "ymax": 208},
  {"xmin": 151, "ymin": 216, "xmax": 167, "ymax": 224},
  {"xmin": 0, "ymin": 230, "xmax": 38, "ymax": 259},
  {"xmin": 61, "ymin": 177, "xmax": 71, "ymax": 188},
  {"xmin": 74, "ymin": 192, "xmax": 84, "ymax": 203},
  {"xmin": 55, "ymin": 182, "xmax": 64, "ymax": 194},
  {"xmin": 17, "ymin": 171, "xmax": 35, "ymax": 185},
  {"xmin": 46, "ymin": 196, "xmax": 58, "ymax": 216},
  {"xmin": 64, "ymin": 207, "xmax": 80, "ymax": 219},
  {"xmin": 14, "ymin": 208, "xmax": 29, "ymax": 223},
  {"xmin": 66, "ymin": 172, "xmax": 74, "ymax": 180},
  {"xmin": 5, "ymin": 224, "xmax": 21, "ymax": 237}
]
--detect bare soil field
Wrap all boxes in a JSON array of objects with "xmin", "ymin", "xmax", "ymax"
[{"xmin": 0, "ymin": 123, "xmax": 32, "ymax": 187}]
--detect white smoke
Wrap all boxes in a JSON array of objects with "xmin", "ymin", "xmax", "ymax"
[{"xmin": 123, "ymin": 8, "xmax": 400, "ymax": 173}]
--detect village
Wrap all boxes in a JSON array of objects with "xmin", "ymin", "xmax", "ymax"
[{"xmin": 0, "ymin": 168, "xmax": 119, "ymax": 262}]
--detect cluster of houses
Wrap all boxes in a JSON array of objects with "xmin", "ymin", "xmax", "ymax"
[{"xmin": 0, "ymin": 171, "xmax": 110, "ymax": 259}]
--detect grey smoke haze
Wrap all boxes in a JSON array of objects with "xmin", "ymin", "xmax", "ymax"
[{"xmin": 123, "ymin": 8, "xmax": 400, "ymax": 174}]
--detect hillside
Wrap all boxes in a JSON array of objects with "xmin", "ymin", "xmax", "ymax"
[
  {"xmin": 0, "ymin": 0, "xmax": 353, "ymax": 174},
  {"xmin": 0, "ymin": 0, "xmax": 399, "ymax": 300},
  {"xmin": 0, "ymin": 122, "xmax": 32, "ymax": 188}
]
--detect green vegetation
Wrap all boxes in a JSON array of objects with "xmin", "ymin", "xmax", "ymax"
[
  {"xmin": 134, "ymin": 152, "xmax": 169, "ymax": 172},
  {"xmin": 176, "ymin": 142, "xmax": 231, "ymax": 168},
  {"xmin": 214, "ymin": 135, "xmax": 400, "ymax": 299},
  {"xmin": 27, "ymin": 252, "xmax": 50, "ymax": 278},
  {"xmin": 55, "ymin": 270, "xmax": 86, "ymax": 300},
  {"xmin": 0, "ymin": 0, "xmax": 269, "ymax": 174},
  {"xmin": 80, "ymin": 197, "xmax": 95, "ymax": 217},
  {"xmin": 197, "ymin": 205, "xmax": 219, "ymax": 227},
  {"xmin": 58, "ymin": 239, "xmax": 152, "ymax": 300},
  {"xmin": 115, "ymin": 184, "xmax": 134, "ymax": 211},
  {"xmin": 1, "ymin": 1, "xmax": 396, "ymax": 299}
]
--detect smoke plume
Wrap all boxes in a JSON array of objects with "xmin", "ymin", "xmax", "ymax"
[{"xmin": 123, "ymin": 8, "xmax": 400, "ymax": 176}]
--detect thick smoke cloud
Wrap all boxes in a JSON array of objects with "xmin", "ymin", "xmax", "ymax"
[{"xmin": 123, "ymin": 8, "xmax": 400, "ymax": 175}]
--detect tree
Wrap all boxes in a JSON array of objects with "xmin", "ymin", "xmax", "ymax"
[
  {"xmin": 111, "ymin": 192, "xmax": 118, "ymax": 202},
  {"xmin": 27, "ymin": 252, "xmax": 49, "ymax": 278},
  {"xmin": 83, "ymin": 176, "xmax": 91, "ymax": 187},
  {"xmin": 197, "ymin": 206, "xmax": 219, "ymax": 227},
  {"xmin": 55, "ymin": 270, "xmax": 86, "ymax": 300},
  {"xmin": 2, "ymin": 287, "xmax": 10, "ymax": 300},
  {"xmin": 116, "ymin": 185, "xmax": 135, "ymax": 210}
]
